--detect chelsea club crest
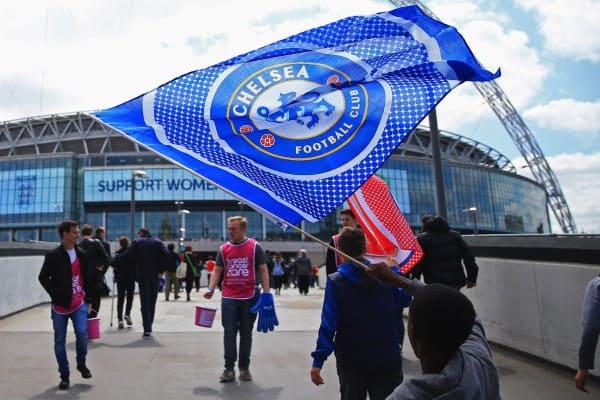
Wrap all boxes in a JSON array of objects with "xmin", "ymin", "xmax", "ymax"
[{"xmin": 206, "ymin": 50, "xmax": 390, "ymax": 177}]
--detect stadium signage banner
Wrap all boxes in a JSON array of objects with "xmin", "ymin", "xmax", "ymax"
[{"xmin": 83, "ymin": 169, "xmax": 234, "ymax": 202}]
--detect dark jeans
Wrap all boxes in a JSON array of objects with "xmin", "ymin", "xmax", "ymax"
[
  {"xmin": 89, "ymin": 294, "xmax": 101, "ymax": 317},
  {"xmin": 117, "ymin": 279, "xmax": 135, "ymax": 321},
  {"xmin": 337, "ymin": 366, "xmax": 403, "ymax": 400},
  {"xmin": 138, "ymin": 278, "xmax": 159, "ymax": 333},
  {"xmin": 51, "ymin": 302, "xmax": 88, "ymax": 377},
  {"xmin": 221, "ymin": 291, "xmax": 259, "ymax": 370},
  {"xmin": 185, "ymin": 277, "xmax": 195, "ymax": 296},
  {"xmin": 298, "ymin": 275, "xmax": 310, "ymax": 295},
  {"xmin": 272, "ymin": 275, "xmax": 284, "ymax": 293}
]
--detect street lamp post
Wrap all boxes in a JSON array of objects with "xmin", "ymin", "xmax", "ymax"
[
  {"xmin": 130, "ymin": 170, "xmax": 148, "ymax": 240},
  {"xmin": 176, "ymin": 202, "xmax": 190, "ymax": 251},
  {"xmin": 462, "ymin": 206, "xmax": 478, "ymax": 235},
  {"xmin": 469, "ymin": 206, "xmax": 478, "ymax": 235}
]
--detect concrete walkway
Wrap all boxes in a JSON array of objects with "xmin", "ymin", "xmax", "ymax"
[{"xmin": 0, "ymin": 287, "xmax": 597, "ymax": 399}]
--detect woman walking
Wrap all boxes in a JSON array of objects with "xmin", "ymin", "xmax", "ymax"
[
  {"xmin": 111, "ymin": 236, "xmax": 135, "ymax": 329},
  {"xmin": 181, "ymin": 246, "xmax": 200, "ymax": 301}
]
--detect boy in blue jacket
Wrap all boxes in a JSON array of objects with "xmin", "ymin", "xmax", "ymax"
[{"xmin": 310, "ymin": 227, "xmax": 411, "ymax": 400}]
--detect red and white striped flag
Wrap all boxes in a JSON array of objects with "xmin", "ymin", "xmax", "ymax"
[{"xmin": 347, "ymin": 175, "xmax": 422, "ymax": 274}]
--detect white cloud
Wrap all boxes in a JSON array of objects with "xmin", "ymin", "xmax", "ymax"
[
  {"xmin": 0, "ymin": 0, "xmax": 553, "ymax": 126},
  {"xmin": 417, "ymin": 1, "xmax": 550, "ymax": 132},
  {"xmin": 523, "ymin": 99, "xmax": 600, "ymax": 135},
  {"xmin": 515, "ymin": 0, "xmax": 600, "ymax": 62},
  {"xmin": 0, "ymin": 0, "xmax": 386, "ymax": 120},
  {"xmin": 515, "ymin": 152, "xmax": 600, "ymax": 233}
]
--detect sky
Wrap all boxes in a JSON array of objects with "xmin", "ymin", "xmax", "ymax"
[{"xmin": 1, "ymin": 0, "xmax": 598, "ymax": 233}]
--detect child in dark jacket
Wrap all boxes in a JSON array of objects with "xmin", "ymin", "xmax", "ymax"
[{"xmin": 310, "ymin": 227, "xmax": 411, "ymax": 400}]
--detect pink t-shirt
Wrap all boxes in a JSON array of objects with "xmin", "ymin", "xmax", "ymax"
[
  {"xmin": 221, "ymin": 239, "xmax": 257, "ymax": 300},
  {"xmin": 52, "ymin": 255, "xmax": 85, "ymax": 314}
]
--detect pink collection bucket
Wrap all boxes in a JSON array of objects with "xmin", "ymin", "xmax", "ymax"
[
  {"xmin": 87, "ymin": 317, "xmax": 100, "ymax": 340},
  {"xmin": 195, "ymin": 305, "xmax": 217, "ymax": 328}
]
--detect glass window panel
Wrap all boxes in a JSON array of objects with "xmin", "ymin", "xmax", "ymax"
[
  {"xmin": 41, "ymin": 228, "xmax": 59, "ymax": 242},
  {"xmin": 14, "ymin": 229, "xmax": 36, "ymax": 242},
  {"xmin": 184, "ymin": 211, "xmax": 222, "ymax": 241}
]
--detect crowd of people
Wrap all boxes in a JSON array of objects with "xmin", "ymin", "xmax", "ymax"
[{"xmin": 38, "ymin": 214, "xmax": 598, "ymax": 398}]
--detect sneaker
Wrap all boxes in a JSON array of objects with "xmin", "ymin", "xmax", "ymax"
[
  {"xmin": 118, "ymin": 321, "xmax": 124, "ymax": 329},
  {"xmin": 142, "ymin": 332, "xmax": 152, "ymax": 339},
  {"xmin": 124, "ymin": 315, "xmax": 132, "ymax": 326},
  {"xmin": 77, "ymin": 364, "xmax": 92, "ymax": 379},
  {"xmin": 239, "ymin": 369, "xmax": 253, "ymax": 381},
  {"xmin": 219, "ymin": 369, "xmax": 235, "ymax": 382},
  {"xmin": 58, "ymin": 376, "xmax": 69, "ymax": 390}
]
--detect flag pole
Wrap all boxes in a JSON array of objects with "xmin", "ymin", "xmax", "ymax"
[{"xmin": 281, "ymin": 221, "xmax": 370, "ymax": 270}]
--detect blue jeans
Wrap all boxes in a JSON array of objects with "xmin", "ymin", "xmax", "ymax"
[
  {"xmin": 138, "ymin": 278, "xmax": 159, "ymax": 333},
  {"xmin": 221, "ymin": 291, "xmax": 258, "ymax": 370},
  {"xmin": 51, "ymin": 302, "xmax": 88, "ymax": 377}
]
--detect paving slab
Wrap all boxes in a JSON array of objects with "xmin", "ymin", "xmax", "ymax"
[{"xmin": 0, "ymin": 286, "xmax": 597, "ymax": 399}]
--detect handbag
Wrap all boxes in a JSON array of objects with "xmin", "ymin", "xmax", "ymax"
[{"xmin": 176, "ymin": 261, "xmax": 187, "ymax": 279}]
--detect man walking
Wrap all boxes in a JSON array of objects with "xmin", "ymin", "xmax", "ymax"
[
  {"xmin": 205, "ymin": 255, "xmax": 216, "ymax": 289},
  {"xmin": 39, "ymin": 220, "xmax": 95, "ymax": 390},
  {"xmin": 78, "ymin": 224, "xmax": 109, "ymax": 317},
  {"xmin": 575, "ymin": 274, "xmax": 600, "ymax": 392},
  {"xmin": 411, "ymin": 216, "xmax": 478, "ymax": 290},
  {"xmin": 325, "ymin": 209, "xmax": 358, "ymax": 276},
  {"xmin": 164, "ymin": 243, "xmax": 180, "ymax": 301},
  {"xmin": 204, "ymin": 216, "xmax": 276, "ymax": 383},
  {"xmin": 93, "ymin": 226, "xmax": 111, "ymax": 260},
  {"xmin": 123, "ymin": 228, "xmax": 168, "ymax": 338},
  {"xmin": 310, "ymin": 228, "xmax": 411, "ymax": 399},
  {"xmin": 111, "ymin": 236, "xmax": 136, "ymax": 329},
  {"xmin": 295, "ymin": 249, "xmax": 313, "ymax": 296}
]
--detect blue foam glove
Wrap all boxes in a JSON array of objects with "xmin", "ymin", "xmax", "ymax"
[{"xmin": 250, "ymin": 293, "xmax": 279, "ymax": 333}]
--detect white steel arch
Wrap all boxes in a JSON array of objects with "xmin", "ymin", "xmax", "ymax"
[{"xmin": 388, "ymin": 0, "xmax": 577, "ymax": 233}]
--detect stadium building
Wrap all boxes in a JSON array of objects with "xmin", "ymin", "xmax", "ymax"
[{"xmin": 0, "ymin": 112, "xmax": 549, "ymax": 244}]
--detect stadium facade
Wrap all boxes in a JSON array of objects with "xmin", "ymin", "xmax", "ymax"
[{"xmin": 0, "ymin": 112, "xmax": 549, "ymax": 244}]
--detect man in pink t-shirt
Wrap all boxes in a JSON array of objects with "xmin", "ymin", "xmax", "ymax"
[
  {"xmin": 39, "ymin": 220, "xmax": 95, "ymax": 390},
  {"xmin": 204, "ymin": 216, "xmax": 276, "ymax": 383}
]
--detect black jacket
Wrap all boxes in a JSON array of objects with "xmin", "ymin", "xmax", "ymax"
[
  {"xmin": 79, "ymin": 237, "xmax": 110, "ymax": 288},
  {"xmin": 165, "ymin": 250, "xmax": 179, "ymax": 273},
  {"xmin": 111, "ymin": 247, "xmax": 136, "ymax": 283},
  {"xmin": 38, "ymin": 245, "xmax": 95, "ymax": 308},
  {"xmin": 94, "ymin": 235, "xmax": 111, "ymax": 258},
  {"xmin": 79, "ymin": 238, "xmax": 109, "ymax": 270},
  {"xmin": 123, "ymin": 234, "xmax": 168, "ymax": 282},
  {"xmin": 412, "ymin": 217, "xmax": 479, "ymax": 288}
]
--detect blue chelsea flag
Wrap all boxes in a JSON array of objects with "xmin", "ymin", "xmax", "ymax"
[{"xmin": 93, "ymin": 5, "xmax": 499, "ymax": 226}]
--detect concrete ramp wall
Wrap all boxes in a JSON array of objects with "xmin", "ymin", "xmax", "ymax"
[
  {"xmin": 1, "ymin": 256, "xmax": 49, "ymax": 317},
  {"xmin": 467, "ymin": 258, "xmax": 599, "ymax": 373},
  {"xmin": 1, "ymin": 256, "xmax": 114, "ymax": 318}
]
